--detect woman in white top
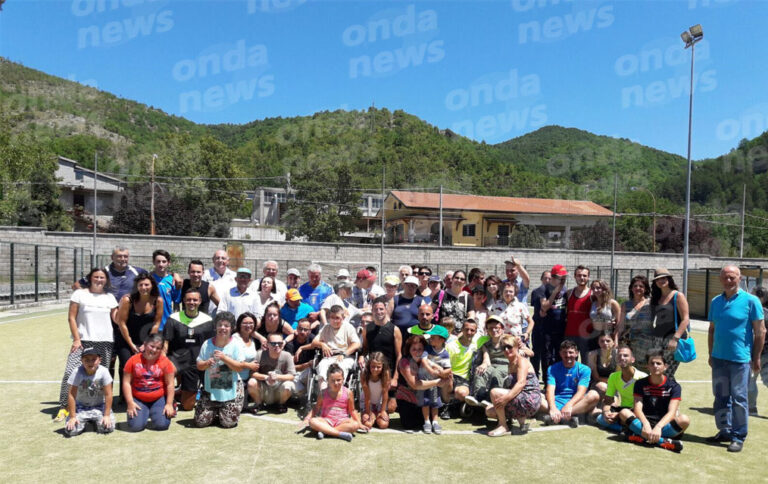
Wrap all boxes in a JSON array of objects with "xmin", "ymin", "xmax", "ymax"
[
  {"xmin": 253, "ymin": 276, "xmax": 283, "ymax": 320},
  {"xmin": 55, "ymin": 268, "xmax": 119, "ymax": 421},
  {"xmin": 232, "ymin": 312, "xmax": 261, "ymax": 388},
  {"xmin": 494, "ymin": 283, "xmax": 535, "ymax": 344},
  {"xmin": 585, "ymin": 279, "xmax": 621, "ymax": 341}
]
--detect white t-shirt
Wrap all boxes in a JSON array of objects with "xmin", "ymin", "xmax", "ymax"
[
  {"xmin": 318, "ymin": 322, "xmax": 360, "ymax": 354},
  {"xmin": 67, "ymin": 365, "xmax": 113, "ymax": 408},
  {"xmin": 70, "ymin": 289, "xmax": 118, "ymax": 342},
  {"xmin": 204, "ymin": 268, "xmax": 236, "ymax": 314}
]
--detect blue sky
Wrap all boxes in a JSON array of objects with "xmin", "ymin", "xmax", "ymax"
[{"xmin": 1, "ymin": 0, "xmax": 766, "ymax": 159}]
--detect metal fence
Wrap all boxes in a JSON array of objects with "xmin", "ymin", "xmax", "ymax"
[{"xmin": 0, "ymin": 241, "xmax": 93, "ymax": 306}]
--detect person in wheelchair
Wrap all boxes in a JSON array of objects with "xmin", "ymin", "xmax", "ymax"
[{"xmin": 312, "ymin": 305, "xmax": 361, "ymax": 388}]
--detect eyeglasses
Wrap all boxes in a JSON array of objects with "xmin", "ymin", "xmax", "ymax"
[
  {"xmin": 503, "ymin": 344, "xmax": 515, "ymax": 351},
  {"xmin": 268, "ymin": 342, "xmax": 283, "ymax": 347},
  {"xmin": 453, "ymin": 277, "xmax": 466, "ymax": 281}
]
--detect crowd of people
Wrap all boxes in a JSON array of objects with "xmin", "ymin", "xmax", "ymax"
[{"xmin": 56, "ymin": 247, "xmax": 767, "ymax": 453}]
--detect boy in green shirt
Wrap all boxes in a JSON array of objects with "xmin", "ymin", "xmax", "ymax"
[{"xmin": 597, "ymin": 345, "xmax": 646, "ymax": 432}]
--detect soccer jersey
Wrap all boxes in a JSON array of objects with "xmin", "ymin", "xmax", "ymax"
[
  {"xmin": 446, "ymin": 336, "xmax": 485, "ymax": 380},
  {"xmin": 547, "ymin": 361, "xmax": 591, "ymax": 409},
  {"xmin": 605, "ymin": 369, "xmax": 647, "ymax": 408},
  {"xmin": 633, "ymin": 375, "xmax": 681, "ymax": 420}
]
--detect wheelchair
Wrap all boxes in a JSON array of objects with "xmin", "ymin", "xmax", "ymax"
[{"xmin": 297, "ymin": 348, "xmax": 362, "ymax": 420}]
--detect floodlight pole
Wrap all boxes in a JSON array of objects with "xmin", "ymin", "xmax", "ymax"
[{"xmin": 682, "ymin": 28, "xmax": 702, "ymax": 295}]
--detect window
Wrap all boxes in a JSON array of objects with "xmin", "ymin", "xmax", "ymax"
[
  {"xmin": 462, "ymin": 224, "xmax": 476, "ymax": 237},
  {"xmin": 75, "ymin": 170, "xmax": 83, "ymax": 181}
]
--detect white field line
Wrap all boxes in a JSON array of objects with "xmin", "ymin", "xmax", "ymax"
[{"xmin": 0, "ymin": 311, "xmax": 67, "ymax": 325}]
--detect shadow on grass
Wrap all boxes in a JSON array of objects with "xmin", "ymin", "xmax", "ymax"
[
  {"xmin": 176, "ymin": 418, "xmax": 197, "ymax": 428},
  {"xmin": 690, "ymin": 406, "xmax": 715, "ymax": 416},
  {"xmin": 40, "ymin": 401, "xmax": 60, "ymax": 417}
]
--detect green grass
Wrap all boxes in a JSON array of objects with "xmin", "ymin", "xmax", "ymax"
[{"xmin": 1, "ymin": 308, "xmax": 766, "ymax": 483}]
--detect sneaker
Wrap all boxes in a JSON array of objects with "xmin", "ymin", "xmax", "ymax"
[
  {"xmin": 659, "ymin": 439, "xmax": 684, "ymax": 453},
  {"xmin": 439, "ymin": 406, "xmax": 452, "ymax": 420},
  {"xmin": 541, "ymin": 414, "xmax": 554, "ymax": 426},
  {"xmin": 627, "ymin": 434, "xmax": 645, "ymax": 444},
  {"xmin": 338, "ymin": 432, "xmax": 354, "ymax": 442},
  {"xmin": 519, "ymin": 422, "xmax": 530, "ymax": 434},
  {"xmin": 316, "ymin": 431, "xmax": 325, "ymax": 440},
  {"xmin": 54, "ymin": 408, "xmax": 69, "ymax": 422},
  {"xmin": 749, "ymin": 407, "xmax": 759, "ymax": 416},
  {"xmin": 568, "ymin": 417, "xmax": 579, "ymax": 429},
  {"xmin": 727, "ymin": 440, "xmax": 744, "ymax": 453},
  {"xmin": 276, "ymin": 404, "xmax": 288, "ymax": 414},
  {"xmin": 480, "ymin": 400, "xmax": 493, "ymax": 409},
  {"xmin": 432, "ymin": 421, "xmax": 442, "ymax": 435},
  {"xmin": 422, "ymin": 422, "xmax": 433, "ymax": 434},
  {"xmin": 464, "ymin": 396, "xmax": 481, "ymax": 407},
  {"xmin": 706, "ymin": 431, "xmax": 732, "ymax": 443}
]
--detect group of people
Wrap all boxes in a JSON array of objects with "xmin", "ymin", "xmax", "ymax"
[{"xmin": 55, "ymin": 247, "xmax": 767, "ymax": 453}]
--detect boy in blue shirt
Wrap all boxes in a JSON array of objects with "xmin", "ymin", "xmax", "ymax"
[{"xmin": 541, "ymin": 339, "xmax": 599, "ymax": 427}]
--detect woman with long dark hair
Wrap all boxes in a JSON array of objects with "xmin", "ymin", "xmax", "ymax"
[
  {"xmin": 649, "ymin": 268, "xmax": 690, "ymax": 377},
  {"xmin": 115, "ymin": 273, "xmax": 164, "ymax": 395}
]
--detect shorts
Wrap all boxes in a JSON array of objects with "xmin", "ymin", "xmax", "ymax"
[
  {"xmin": 178, "ymin": 366, "xmax": 204, "ymax": 392},
  {"xmin": 260, "ymin": 380, "xmax": 296, "ymax": 404},
  {"xmin": 420, "ymin": 386, "xmax": 443, "ymax": 408},
  {"xmin": 453, "ymin": 375, "xmax": 470, "ymax": 390}
]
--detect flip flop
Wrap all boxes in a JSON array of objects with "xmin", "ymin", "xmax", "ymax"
[{"xmin": 488, "ymin": 427, "xmax": 510, "ymax": 437}]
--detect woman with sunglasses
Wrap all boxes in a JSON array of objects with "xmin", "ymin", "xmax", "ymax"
[
  {"xmin": 416, "ymin": 266, "xmax": 434, "ymax": 299},
  {"xmin": 485, "ymin": 334, "xmax": 541, "ymax": 436},
  {"xmin": 617, "ymin": 275, "xmax": 654, "ymax": 372},
  {"xmin": 649, "ymin": 268, "xmax": 690, "ymax": 377}
]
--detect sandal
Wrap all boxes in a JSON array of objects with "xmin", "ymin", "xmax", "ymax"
[{"xmin": 488, "ymin": 427, "xmax": 509, "ymax": 437}]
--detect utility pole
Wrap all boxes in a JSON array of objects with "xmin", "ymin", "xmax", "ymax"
[
  {"xmin": 150, "ymin": 154, "xmax": 157, "ymax": 235},
  {"xmin": 439, "ymin": 185, "xmax": 443, "ymax": 247},
  {"xmin": 740, "ymin": 183, "xmax": 746, "ymax": 258},
  {"xmin": 610, "ymin": 174, "xmax": 618, "ymax": 295},
  {"xmin": 92, "ymin": 152, "xmax": 98, "ymax": 266}
]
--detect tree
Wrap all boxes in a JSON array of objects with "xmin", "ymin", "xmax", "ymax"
[
  {"xmin": 507, "ymin": 224, "xmax": 545, "ymax": 249},
  {"xmin": 281, "ymin": 162, "xmax": 362, "ymax": 242},
  {"xmin": 571, "ymin": 221, "xmax": 616, "ymax": 251}
]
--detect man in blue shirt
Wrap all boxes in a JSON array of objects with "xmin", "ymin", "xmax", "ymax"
[
  {"xmin": 299, "ymin": 263, "xmax": 333, "ymax": 319},
  {"xmin": 541, "ymin": 339, "xmax": 599, "ymax": 427},
  {"xmin": 73, "ymin": 246, "xmax": 146, "ymax": 300},
  {"xmin": 281, "ymin": 289, "xmax": 315, "ymax": 330},
  {"xmin": 707, "ymin": 265, "xmax": 765, "ymax": 452},
  {"xmin": 150, "ymin": 249, "xmax": 182, "ymax": 331},
  {"xmin": 503, "ymin": 256, "xmax": 530, "ymax": 303}
]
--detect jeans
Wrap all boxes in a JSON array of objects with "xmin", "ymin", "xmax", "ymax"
[
  {"xmin": 711, "ymin": 357, "xmax": 750, "ymax": 442},
  {"xmin": 747, "ymin": 352, "xmax": 768, "ymax": 410},
  {"xmin": 127, "ymin": 396, "xmax": 171, "ymax": 432}
]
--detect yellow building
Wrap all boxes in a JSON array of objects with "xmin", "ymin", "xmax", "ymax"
[{"xmin": 381, "ymin": 190, "xmax": 614, "ymax": 247}]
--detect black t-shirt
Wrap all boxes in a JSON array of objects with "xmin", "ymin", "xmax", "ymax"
[
  {"xmin": 286, "ymin": 333, "xmax": 315, "ymax": 365},
  {"xmin": 540, "ymin": 284, "xmax": 567, "ymax": 334},
  {"xmin": 365, "ymin": 321, "xmax": 396, "ymax": 373},
  {"xmin": 163, "ymin": 314, "xmax": 215, "ymax": 369},
  {"xmin": 633, "ymin": 375, "xmax": 681, "ymax": 420}
]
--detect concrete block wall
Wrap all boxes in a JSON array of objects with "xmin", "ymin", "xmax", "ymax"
[{"xmin": 0, "ymin": 228, "xmax": 765, "ymax": 290}]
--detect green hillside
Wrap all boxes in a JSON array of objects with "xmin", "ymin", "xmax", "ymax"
[{"xmin": 1, "ymin": 57, "xmax": 767, "ymax": 254}]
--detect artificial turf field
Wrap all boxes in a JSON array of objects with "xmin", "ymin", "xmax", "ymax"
[{"xmin": 1, "ymin": 307, "xmax": 764, "ymax": 483}]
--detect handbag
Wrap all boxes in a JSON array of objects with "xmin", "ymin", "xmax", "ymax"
[{"xmin": 673, "ymin": 292, "xmax": 697, "ymax": 363}]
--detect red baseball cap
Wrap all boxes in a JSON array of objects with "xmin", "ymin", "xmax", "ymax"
[
  {"xmin": 550, "ymin": 264, "xmax": 568, "ymax": 277},
  {"xmin": 356, "ymin": 269, "xmax": 375, "ymax": 280}
]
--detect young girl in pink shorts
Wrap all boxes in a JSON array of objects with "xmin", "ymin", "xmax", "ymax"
[{"xmin": 305, "ymin": 363, "xmax": 363, "ymax": 441}]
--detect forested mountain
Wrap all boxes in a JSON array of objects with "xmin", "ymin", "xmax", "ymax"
[{"xmin": 1, "ymin": 57, "xmax": 767, "ymax": 254}]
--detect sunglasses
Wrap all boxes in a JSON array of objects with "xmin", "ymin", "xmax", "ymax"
[
  {"xmin": 419, "ymin": 271, "xmax": 432, "ymax": 276},
  {"xmin": 503, "ymin": 344, "xmax": 515, "ymax": 351},
  {"xmin": 268, "ymin": 341, "xmax": 283, "ymax": 347},
  {"xmin": 453, "ymin": 277, "xmax": 466, "ymax": 281}
]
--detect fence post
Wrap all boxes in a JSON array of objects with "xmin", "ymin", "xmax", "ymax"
[
  {"xmin": 9, "ymin": 243, "xmax": 15, "ymax": 305},
  {"xmin": 34, "ymin": 245, "xmax": 39, "ymax": 302},
  {"xmin": 56, "ymin": 247, "xmax": 60, "ymax": 300},
  {"xmin": 704, "ymin": 269, "xmax": 710, "ymax": 320},
  {"xmin": 74, "ymin": 248, "xmax": 77, "ymax": 284}
]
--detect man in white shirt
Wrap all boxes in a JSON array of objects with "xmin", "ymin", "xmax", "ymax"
[
  {"xmin": 217, "ymin": 268, "xmax": 258, "ymax": 319},
  {"xmin": 202, "ymin": 250, "xmax": 236, "ymax": 314}
]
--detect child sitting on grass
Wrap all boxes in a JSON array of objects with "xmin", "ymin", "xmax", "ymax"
[
  {"xmin": 305, "ymin": 363, "xmax": 364, "ymax": 441},
  {"xmin": 361, "ymin": 352, "xmax": 391, "ymax": 430},
  {"xmin": 64, "ymin": 347, "xmax": 115, "ymax": 436},
  {"xmin": 618, "ymin": 349, "xmax": 690, "ymax": 453}
]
